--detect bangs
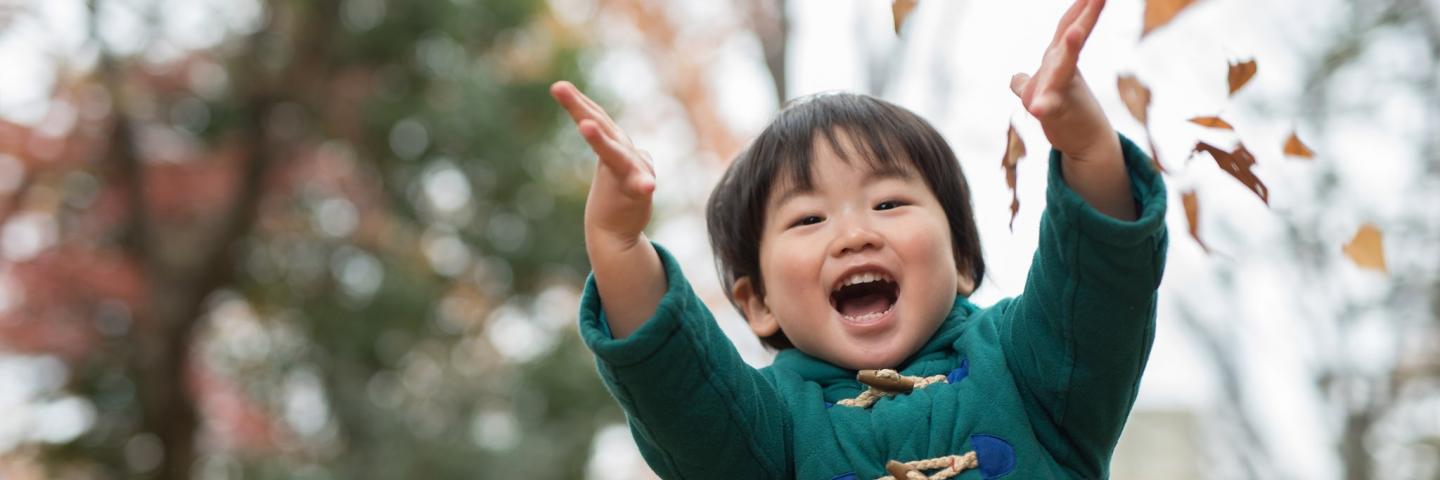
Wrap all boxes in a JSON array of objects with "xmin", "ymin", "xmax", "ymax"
[{"xmin": 774, "ymin": 124, "xmax": 917, "ymax": 198}]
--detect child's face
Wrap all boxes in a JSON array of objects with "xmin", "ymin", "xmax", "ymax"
[{"xmin": 737, "ymin": 132, "xmax": 965, "ymax": 370}]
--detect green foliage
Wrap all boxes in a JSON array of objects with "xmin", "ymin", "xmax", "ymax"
[
  {"xmin": 42, "ymin": 0, "xmax": 613, "ymax": 477},
  {"xmin": 237, "ymin": 0, "xmax": 611, "ymax": 477}
]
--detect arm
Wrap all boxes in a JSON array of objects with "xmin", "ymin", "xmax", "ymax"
[
  {"xmin": 549, "ymin": 81, "xmax": 664, "ymax": 338},
  {"xmin": 1001, "ymin": 135, "xmax": 1167, "ymax": 477},
  {"xmin": 1002, "ymin": 0, "xmax": 1168, "ymax": 475},
  {"xmin": 578, "ymin": 244, "xmax": 792, "ymax": 479},
  {"xmin": 553, "ymin": 82, "xmax": 792, "ymax": 478}
]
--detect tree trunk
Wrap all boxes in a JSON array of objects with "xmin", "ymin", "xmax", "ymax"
[
  {"xmin": 1341, "ymin": 410, "xmax": 1374, "ymax": 480},
  {"xmin": 134, "ymin": 285, "xmax": 204, "ymax": 480}
]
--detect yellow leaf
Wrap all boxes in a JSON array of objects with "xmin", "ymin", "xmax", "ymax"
[
  {"xmin": 1284, "ymin": 131, "xmax": 1314, "ymax": 159},
  {"xmin": 1342, "ymin": 224, "xmax": 1387, "ymax": 273},
  {"xmin": 1117, "ymin": 74, "xmax": 1151, "ymax": 125},
  {"xmin": 1188, "ymin": 116, "xmax": 1234, "ymax": 130},
  {"xmin": 892, "ymin": 0, "xmax": 918, "ymax": 35},
  {"xmin": 1228, "ymin": 59, "xmax": 1258, "ymax": 96},
  {"xmin": 1142, "ymin": 0, "xmax": 1198, "ymax": 38},
  {"xmin": 1001, "ymin": 122, "xmax": 1025, "ymax": 231}
]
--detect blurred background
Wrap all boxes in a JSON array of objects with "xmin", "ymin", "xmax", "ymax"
[{"xmin": 0, "ymin": 0, "xmax": 1434, "ymax": 478}]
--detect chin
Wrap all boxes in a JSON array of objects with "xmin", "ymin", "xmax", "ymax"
[{"xmin": 830, "ymin": 339, "xmax": 916, "ymax": 371}]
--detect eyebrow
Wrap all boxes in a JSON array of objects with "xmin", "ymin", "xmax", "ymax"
[{"xmin": 769, "ymin": 167, "xmax": 915, "ymax": 209}]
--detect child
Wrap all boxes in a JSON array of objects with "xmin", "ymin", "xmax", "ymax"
[{"xmin": 550, "ymin": 0, "xmax": 1167, "ymax": 477}]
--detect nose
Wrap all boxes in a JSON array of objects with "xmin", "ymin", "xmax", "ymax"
[{"xmin": 828, "ymin": 213, "xmax": 884, "ymax": 257}]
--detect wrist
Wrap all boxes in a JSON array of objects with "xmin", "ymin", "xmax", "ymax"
[
  {"xmin": 1060, "ymin": 129, "xmax": 1121, "ymax": 165},
  {"xmin": 586, "ymin": 229, "xmax": 650, "ymax": 263}
]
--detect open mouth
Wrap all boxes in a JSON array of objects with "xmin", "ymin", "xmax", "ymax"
[{"xmin": 829, "ymin": 272, "xmax": 899, "ymax": 322}]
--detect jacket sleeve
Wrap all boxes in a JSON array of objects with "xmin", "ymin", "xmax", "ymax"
[
  {"xmin": 578, "ymin": 243, "xmax": 792, "ymax": 479},
  {"xmin": 998, "ymin": 133, "xmax": 1169, "ymax": 477}
]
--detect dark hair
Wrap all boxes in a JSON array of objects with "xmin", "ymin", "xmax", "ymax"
[{"xmin": 706, "ymin": 92, "xmax": 984, "ymax": 349}]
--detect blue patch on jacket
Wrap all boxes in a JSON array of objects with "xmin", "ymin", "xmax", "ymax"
[
  {"xmin": 971, "ymin": 434, "xmax": 1016, "ymax": 479},
  {"xmin": 947, "ymin": 358, "xmax": 970, "ymax": 384}
]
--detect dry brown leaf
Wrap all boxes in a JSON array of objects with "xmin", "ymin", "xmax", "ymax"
[
  {"xmin": 1147, "ymin": 136, "xmax": 1166, "ymax": 173},
  {"xmin": 892, "ymin": 0, "xmax": 918, "ymax": 35},
  {"xmin": 1284, "ymin": 131, "xmax": 1314, "ymax": 159},
  {"xmin": 1117, "ymin": 74, "xmax": 1151, "ymax": 125},
  {"xmin": 1001, "ymin": 122, "xmax": 1026, "ymax": 231},
  {"xmin": 1142, "ymin": 0, "xmax": 1198, "ymax": 37},
  {"xmin": 1188, "ymin": 116, "xmax": 1235, "ymax": 130},
  {"xmin": 1193, "ymin": 141, "xmax": 1269, "ymax": 205},
  {"xmin": 1115, "ymin": 76, "xmax": 1164, "ymax": 171},
  {"xmin": 1342, "ymin": 224, "xmax": 1387, "ymax": 273},
  {"xmin": 1182, "ymin": 190, "xmax": 1209, "ymax": 253},
  {"xmin": 1228, "ymin": 59, "xmax": 1258, "ymax": 96}
]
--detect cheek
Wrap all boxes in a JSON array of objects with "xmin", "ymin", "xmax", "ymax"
[
  {"xmin": 760, "ymin": 239, "xmax": 822, "ymax": 300},
  {"xmin": 898, "ymin": 217, "xmax": 952, "ymax": 256},
  {"xmin": 897, "ymin": 217, "xmax": 959, "ymax": 284}
]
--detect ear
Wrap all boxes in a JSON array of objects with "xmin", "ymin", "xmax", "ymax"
[
  {"xmin": 732, "ymin": 277, "xmax": 780, "ymax": 337},
  {"xmin": 956, "ymin": 265, "xmax": 976, "ymax": 297}
]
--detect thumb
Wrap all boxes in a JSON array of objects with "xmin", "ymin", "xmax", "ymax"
[{"xmin": 1009, "ymin": 73, "xmax": 1031, "ymax": 98}]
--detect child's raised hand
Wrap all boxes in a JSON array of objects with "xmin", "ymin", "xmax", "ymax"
[
  {"xmin": 1008, "ymin": 0, "xmax": 1118, "ymax": 160},
  {"xmin": 550, "ymin": 81, "xmax": 656, "ymax": 247},
  {"xmin": 1010, "ymin": 0, "xmax": 1136, "ymax": 220},
  {"xmin": 551, "ymin": 81, "xmax": 665, "ymax": 336}
]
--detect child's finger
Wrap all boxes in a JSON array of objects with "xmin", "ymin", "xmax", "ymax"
[
  {"xmin": 1049, "ymin": 29, "xmax": 1083, "ymax": 84},
  {"xmin": 1030, "ymin": 92, "xmax": 1063, "ymax": 119},
  {"xmin": 1010, "ymin": 73, "xmax": 1032, "ymax": 99},
  {"xmin": 551, "ymin": 81, "xmax": 590, "ymax": 121},
  {"xmin": 552, "ymin": 82, "xmax": 626, "ymax": 141},
  {"xmin": 1075, "ymin": 0, "xmax": 1105, "ymax": 42},
  {"xmin": 572, "ymin": 87, "xmax": 622, "ymax": 130},
  {"xmin": 1051, "ymin": 0, "xmax": 1087, "ymax": 44},
  {"xmin": 579, "ymin": 120, "xmax": 642, "ymax": 179},
  {"xmin": 556, "ymin": 82, "xmax": 628, "ymax": 142},
  {"xmin": 626, "ymin": 170, "xmax": 656, "ymax": 197}
]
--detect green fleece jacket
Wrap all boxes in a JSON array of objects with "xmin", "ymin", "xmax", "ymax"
[{"xmin": 578, "ymin": 134, "xmax": 1168, "ymax": 479}]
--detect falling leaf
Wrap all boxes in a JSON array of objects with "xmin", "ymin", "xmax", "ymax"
[
  {"xmin": 1117, "ymin": 75, "xmax": 1151, "ymax": 125},
  {"xmin": 1284, "ymin": 131, "xmax": 1314, "ymax": 159},
  {"xmin": 1342, "ymin": 224, "xmax": 1387, "ymax": 273},
  {"xmin": 1228, "ymin": 59, "xmax": 1258, "ymax": 96},
  {"xmin": 1001, "ymin": 122, "xmax": 1026, "ymax": 231},
  {"xmin": 1188, "ymin": 116, "xmax": 1234, "ymax": 130},
  {"xmin": 1193, "ymin": 141, "xmax": 1269, "ymax": 205},
  {"xmin": 1142, "ymin": 0, "xmax": 1198, "ymax": 38},
  {"xmin": 1182, "ymin": 190, "xmax": 1209, "ymax": 253},
  {"xmin": 1147, "ymin": 137, "xmax": 1166, "ymax": 173},
  {"xmin": 1116, "ymin": 75, "xmax": 1164, "ymax": 173},
  {"xmin": 892, "ymin": 0, "xmax": 918, "ymax": 35}
]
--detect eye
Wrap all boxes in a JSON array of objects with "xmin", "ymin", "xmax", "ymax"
[
  {"xmin": 790, "ymin": 215, "xmax": 824, "ymax": 228},
  {"xmin": 875, "ymin": 200, "xmax": 907, "ymax": 211}
]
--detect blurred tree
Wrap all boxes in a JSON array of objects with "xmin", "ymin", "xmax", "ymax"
[{"xmin": 0, "ymin": 0, "xmax": 619, "ymax": 478}]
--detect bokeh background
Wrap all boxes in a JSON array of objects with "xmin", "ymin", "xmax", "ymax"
[{"xmin": 0, "ymin": 0, "xmax": 1435, "ymax": 478}]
